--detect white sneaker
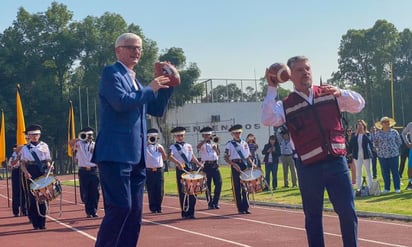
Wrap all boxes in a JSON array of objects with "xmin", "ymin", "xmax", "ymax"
[
  {"xmin": 382, "ymin": 189, "xmax": 390, "ymax": 193},
  {"xmin": 395, "ymin": 189, "xmax": 401, "ymax": 193}
]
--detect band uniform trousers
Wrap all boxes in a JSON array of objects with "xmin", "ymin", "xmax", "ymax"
[
  {"xmin": 203, "ymin": 161, "xmax": 222, "ymax": 207},
  {"xmin": 78, "ymin": 167, "xmax": 100, "ymax": 216},
  {"xmin": 95, "ymin": 161, "xmax": 145, "ymax": 247},
  {"xmin": 145, "ymin": 167, "xmax": 164, "ymax": 212},
  {"xmin": 295, "ymin": 156, "xmax": 358, "ymax": 247},
  {"xmin": 26, "ymin": 164, "xmax": 46, "ymax": 228},
  {"xmin": 231, "ymin": 160, "xmax": 249, "ymax": 212},
  {"xmin": 11, "ymin": 167, "xmax": 26, "ymax": 216},
  {"xmin": 176, "ymin": 168, "xmax": 196, "ymax": 217}
]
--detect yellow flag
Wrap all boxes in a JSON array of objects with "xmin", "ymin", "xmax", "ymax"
[
  {"xmin": 16, "ymin": 84, "xmax": 27, "ymax": 146},
  {"xmin": 0, "ymin": 110, "xmax": 5, "ymax": 163},
  {"xmin": 68, "ymin": 101, "xmax": 76, "ymax": 157}
]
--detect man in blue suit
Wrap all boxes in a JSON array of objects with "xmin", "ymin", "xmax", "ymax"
[{"xmin": 92, "ymin": 32, "xmax": 174, "ymax": 247}]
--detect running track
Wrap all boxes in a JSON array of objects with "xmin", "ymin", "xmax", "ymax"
[{"xmin": 1, "ymin": 175, "xmax": 411, "ymax": 247}]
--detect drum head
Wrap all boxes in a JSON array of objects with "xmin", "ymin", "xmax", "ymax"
[
  {"xmin": 240, "ymin": 169, "xmax": 263, "ymax": 181},
  {"xmin": 182, "ymin": 172, "xmax": 204, "ymax": 180},
  {"xmin": 30, "ymin": 176, "xmax": 55, "ymax": 190}
]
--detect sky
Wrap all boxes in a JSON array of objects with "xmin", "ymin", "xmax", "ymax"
[{"xmin": 1, "ymin": 0, "xmax": 412, "ymax": 87}]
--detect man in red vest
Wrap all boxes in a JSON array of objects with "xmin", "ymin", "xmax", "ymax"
[{"xmin": 262, "ymin": 56, "xmax": 365, "ymax": 247}]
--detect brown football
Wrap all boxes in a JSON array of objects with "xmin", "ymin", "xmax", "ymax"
[
  {"xmin": 154, "ymin": 62, "xmax": 181, "ymax": 87},
  {"xmin": 266, "ymin": 63, "xmax": 291, "ymax": 84}
]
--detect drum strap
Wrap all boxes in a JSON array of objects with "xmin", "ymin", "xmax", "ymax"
[
  {"xmin": 27, "ymin": 145, "xmax": 45, "ymax": 173},
  {"xmin": 230, "ymin": 141, "xmax": 249, "ymax": 169},
  {"xmin": 174, "ymin": 144, "xmax": 194, "ymax": 171}
]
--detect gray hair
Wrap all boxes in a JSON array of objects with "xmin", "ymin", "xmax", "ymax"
[
  {"xmin": 287, "ymin": 56, "xmax": 309, "ymax": 70},
  {"xmin": 115, "ymin": 33, "xmax": 142, "ymax": 48}
]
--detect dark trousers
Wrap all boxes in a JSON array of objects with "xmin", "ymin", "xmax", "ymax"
[
  {"xmin": 145, "ymin": 168, "xmax": 164, "ymax": 212},
  {"xmin": 26, "ymin": 165, "xmax": 46, "ymax": 228},
  {"xmin": 11, "ymin": 168, "xmax": 26, "ymax": 216},
  {"xmin": 231, "ymin": 165, "xmax": 249, "ymax": 212},
  {"xmin": 295, "ymin": 156, "xmax": 358, "ymax": 247},
  {"xmin": 176, "ymin": 169, "xmax": 196, "ymax": 217},
  {"xmin": 95, "ymin": 162, "xmax": 145, "ymax": 247},
  {"xmin": 264, "ymin": 162, "xmax": 279, "ymax": 189},
  {"xmin": 78, "ymin": 167, "xmax": 100, "ymax": 216},
  {"xmin": 371, "ymin": 151, "xmax": 378, "ymax": 179},
  {"xmin": 203, "ymin": 163, "xmax": 222, "ymax": 207}
]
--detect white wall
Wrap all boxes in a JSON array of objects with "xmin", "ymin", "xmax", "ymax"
[{"xmin": 151, "ymin": 102, "xmax": 276, "ymax": 164}]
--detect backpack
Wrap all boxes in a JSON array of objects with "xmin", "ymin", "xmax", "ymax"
[
  {"xmin": 369, "ymin": 179, "xmax": 381, "ymax": 196},
  {"xmin": 360, "ymin": 176, "xmax": 369, "ymax": 197}
]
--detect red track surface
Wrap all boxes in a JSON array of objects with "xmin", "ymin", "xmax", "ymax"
[{"xmin": 1, "ymin": 175, "xmax": 411, "ymax": 247}]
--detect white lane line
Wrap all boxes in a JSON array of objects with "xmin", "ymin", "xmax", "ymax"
[
  {"xmin": 143, "ymin": 218, "xmax": 251, "ymax": 247},
  {"xmin": 46, "ymin": 215, "xmax": 97, "ymax": 241}
]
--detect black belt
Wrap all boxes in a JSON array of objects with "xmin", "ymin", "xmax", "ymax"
[
  {"xmin": 146, "ymin": 167, "xmax": 163, "ymax": 172},
  {"xmin": 79, "ymin": 166, "xmax": 97, "ymax": 171},
  {"xmin": 231, "ymin": 159, "xmax": 243, "ymax": 163},
  {"xmin": 26, "ymin": 161, "xmax": 47, "ymax": 166},
  {"xmin": 204, "ymin": 160, "xmax": 218, "ymax": 165},
  {"xmin": 282, "ymin": 154, "xmax": 294, "ymax": 156}
]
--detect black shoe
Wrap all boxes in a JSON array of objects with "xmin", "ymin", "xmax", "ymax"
[
  {"xmin": 214, "ymin": 204, "xmax": 220, "ymax": 209},
  {"xmin": 355, "ymin": 190, "xmax": 361, "ymax": 197},
  {"xmin": 92, "ymin": 214, "xmax": 99, "ymax": 218},
  {"xmin": 244, "ymin": 210, "xmax": 251, "ymax": 214},
  {"xmin": 405, "ymin": 182, "xmax": 412, "ymax": 190},
  {"xmin": 284, "ymin": 185, "xmax": 289, "ymax": 188},
  {"xmin": 33, "ymin": 227, "xmax": 39, "ymax": 230},
  {"xmin": 238, "ymin": 211, "xmax": 245, "ymax": 214},
  {"xmin": 151, "ymin": 210, "xmax": 157, "ymax": 213},
  {"xmin": 14, "ymin": 214, "xmax": 19, "ymax": 217},
  {"xmin": 156, "ymin": 210, "xmax": 162, "ymax": 213},
  {"xmin": 39, "ymin": 226, "xmax": 46, "ymax": 230},
  {"xmin": 208, "ymin": 205, "xmax": 215, "ymax": 210},
  {"xmin": 87, "ymin": 214, "xmax": 92, "ymax": 218}
]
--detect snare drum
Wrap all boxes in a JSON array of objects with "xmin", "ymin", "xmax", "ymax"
[
  {"xmin": 181, "ymin": 172, "xmax": 207, "ymax": 195},
  {"xmin": 239, "ymin": 168, "xmax": 266, "ymax": 193},
  {"xmin": 30, "ymin": 175, "xmax": 62, "ymax": 202}
]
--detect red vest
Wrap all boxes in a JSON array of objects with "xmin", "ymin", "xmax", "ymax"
[{"xmin": 282, "ymin": 86, "xmax": 346, "ymax": 165}]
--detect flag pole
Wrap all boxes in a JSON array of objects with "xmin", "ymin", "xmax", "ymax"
[{"xmin": 68, "ymin": 101, "xmax": 78, "ymax": 204}]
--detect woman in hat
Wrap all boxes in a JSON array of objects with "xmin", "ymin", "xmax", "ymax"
[
  {"xmin": 374, "ymin": 117, "xmax": 402, "ymax": 193},
  {"xmin": 20, "ymin": 124, "xmax": 52, "ymax": 230}
]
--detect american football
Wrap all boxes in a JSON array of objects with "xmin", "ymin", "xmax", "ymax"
[
  {"xmin": 154, "ymin": 61, "xmax": 181, "ymax": 87},
  {"xmin": 266, "ymin": 63, "xmax": 291, "ymax": 84}
]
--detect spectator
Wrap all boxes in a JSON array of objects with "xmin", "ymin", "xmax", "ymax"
[
  {"xmin": 345, "ymin": 128, "xmax": 356, "ymax": 184},
  {"xmin": 349, "ymin": 120, "xmax": 373, "ymax": 196},
  {"xmin": 401, "ymin": 122, "xmax": 412, "ymax": 190},
  {"xmin": 246, "ymin": 133, "xmax": 261, "ymax": 168},
  {"xmin": 374, "ymin": 117, "xmax": 402, "ymax": 193},
  {"xmin": 278, "ymin": 130, "xmax": 297, "ymax": 188},
  {"xmin": 261, "ymin": 135, "xmax": 281, "ymax": 190}
]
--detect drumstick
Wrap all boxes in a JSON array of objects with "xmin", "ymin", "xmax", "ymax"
[
  {"xmin": 29, "ymin": 178, "xmax": 40, "ymax": 187},
  {"xmin": 45, "ymin": 161, "xmax": 55, "ymax": 179},
  {"xmin": 239, "ymin": 170, "xmax": 250, "ymax": 178}
]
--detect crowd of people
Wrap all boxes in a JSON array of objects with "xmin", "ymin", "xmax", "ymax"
[{"xmin": 4, "ymin": 33, "xmax": 412, "ymax": 247}]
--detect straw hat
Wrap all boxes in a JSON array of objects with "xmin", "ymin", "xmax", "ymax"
[{"xmin": 374, "ymin": 116, "xmax": 396, "ymax": 129}]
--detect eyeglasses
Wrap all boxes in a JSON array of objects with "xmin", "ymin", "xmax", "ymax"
[{"xmin": 120, "ymin": 45, "xmax": 143, "ymax": 52}]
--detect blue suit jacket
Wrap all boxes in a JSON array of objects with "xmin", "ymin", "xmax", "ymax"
[{"xmin": 92, "ymin": 62, "xmax": 173, "ymax": 165}]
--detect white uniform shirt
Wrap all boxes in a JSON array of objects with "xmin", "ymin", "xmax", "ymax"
[
  {"xmin": 225, "ymin": 140, "xmax": 250, "ymax": 160},
  {"xmin": 145, "ymin": 143, "xmax": 164, "ymax": 168},
  {"xmin": 198, "ymin": 141, "xmax": 219, "ymax": 161},
  {"xmin": 169, "ymin": 143, "xmax": 194, "ymax": 164},
  {"xmin": 20, "ymin": 142, "xmax": 51, "ymax": 162},
  {"xmin": 74, "ymin": 140, "xmax": 96, "ymax": 167}
]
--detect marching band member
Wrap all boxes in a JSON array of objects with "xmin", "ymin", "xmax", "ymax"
[
  {"xmin": 145, "ymin": 128, "xmax": 167, "ymax": 213},
  {"xmin": 197, "ymin": 126, "xmax": 222, "ymax": 209},
  {"xmin": 169, "ymin": 126, "xmax": 203, "ymax": 219},
  {"xmin": 20, "ymin": 124, "xmax": 51, "ymax": 230},
  {"xmin": 69, "ymin": 127, "xmax": 100, "ymax": 218},
  {"xmin": 224, "ymin": 124, "xmax": 256, "ymax": 214},
  {"xmin": 7, "ymin": 144, "xmax": 27, "ymax": 217}
]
